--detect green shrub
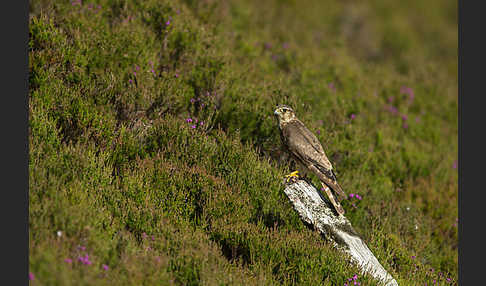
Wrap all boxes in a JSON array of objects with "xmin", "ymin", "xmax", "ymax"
[{"xmin": 29, "ymin": 0, "xmax": 457, "ymax": 285}]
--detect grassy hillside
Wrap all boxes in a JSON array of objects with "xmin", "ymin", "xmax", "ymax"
[{"xmin": 29, "ymin": 0, "xmax": 457, "ymax": 285}]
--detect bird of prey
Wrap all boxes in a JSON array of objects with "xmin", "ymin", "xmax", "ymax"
[{"xmin": 274, "ymin": 104, "xmax": 347, "ymax": 215}]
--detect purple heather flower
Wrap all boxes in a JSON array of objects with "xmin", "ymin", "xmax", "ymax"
[
  {"xmin": 282, "ymin": 42, "xmax": 289, "ymax": 49},
  {"xmin": 400, "ymin": 86, "xmax": 415, "ymax": 103},
  {"xmin": 191, "ymin": 125, "xmax": 196, "ymax": 129},
  {"xmin": 148, "ymin": 61, "xmax": 153, "ymax": 66},
  {"xmin": 65, "ymin": 258, "xmax": 73, "ymax": 263},
  {"xmin": 356, "ymin": 195, "xmax": 362, "ymax": 200},
  {"xmin": 316, "ymin": 130, "xmax": 320, "ymax": 135},
  {"xmin": 186, "ymin": 118, "xmax": 193, "ymax": 123},
  {"xmin": 350, "ymin": 114, "xmax": 356, "ymax": 120},
  {"xmin": 166, "ymin": 20, "xmax": 170, "ymax": 26},
  {"xmin": 142, "ymin": 232, "xmax": 147, "ymax": 239},
  {"xmin": 151, "ymin": 235, "xmax": 155, "ymax": 241},
  {"xmin": 102, "ymin": 264, "xmax": 109, "ymax": 271},
  {"xmin": 385, "ymin": 105, "xmax": 398, "ymax": 115},
  {"xmin": 190, "ymin": 98, "xmax": 196, "ymax": 103},
  {"xmin": 175, "ymin": 73, "xmax": 179, "ymax": 78},
  {"xmin": 353, "ymin": 274, "xmax": 358, "ymax": 280},
  {"xmin": 200, "ymin": 121, "xmax": 204, "ymax": 126},
  {"xmin": 328, "ymin": 82, "xmax": 336, "ymax": 92},
  {"xmin": 129, "ymin": 79, "xmax": 133, "ymax": 84},
  {"xmin": 78, "ymin": 245, "xmax": 86, "ymax": 251},
  {"xmin": 453, "ymin": 160, "xmax": 457, "ymax": 169},
  {"xmin": 401, "ymin": 114, "xmax": 408, "ymax": 121},
  {"xmin": 29, "ymin": 272, "xmax": 34, "ymax": 281},
  {"xmin": 411, "ymin": 256, "xmax": 416, "ymax": 259},
  {"xmin": 388, "ymin": 96, "xmax": 394, "ymax": 103},
  {"xmin": 403, "ymin": 122, "xmax": 409, "ymax": 129},
  {"xmin": 78, "ymin": 254, "xmax": 92, "ymax": 265},
  {"xmin": 409, "ymin": 92, "xmax": 415, "ymax": 102},
  {"xmin": 349, "ymin": 193, "xmax": 355, "ymax": 198},
  {"xmin": 135, "ymin": 65, "xmax": 140, "ymax": 71},
  {"xmin": 447, "ymin": 278, "xmax": 451, "ymax": 282}
]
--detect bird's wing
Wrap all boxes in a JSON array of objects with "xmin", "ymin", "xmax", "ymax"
[
  {"xmin": 283, "ymin": 120, "xmax": 347, "ymax": 200},
  {"xmin": 282, "ymin": 120, "xmax": 333, "ymax": 171}
]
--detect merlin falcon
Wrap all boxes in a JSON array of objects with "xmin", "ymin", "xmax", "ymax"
[{"xmin": 274, "ymin": 105, "xmax": 347, "ymax": 215}]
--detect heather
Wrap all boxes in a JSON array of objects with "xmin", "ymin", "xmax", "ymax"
[{"xmin": 29, "ymin": 0, "xmax": 457, "ymax": 285}]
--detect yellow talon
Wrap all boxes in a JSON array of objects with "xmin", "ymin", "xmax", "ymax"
[{"xmin": 285, "ymin": 170, "xmax": 300, "ymax": 183}]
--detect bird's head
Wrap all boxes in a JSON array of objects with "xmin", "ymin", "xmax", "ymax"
[{"xmin": 274, "ymin": 105, "xmax": 296, "ymax": 124}]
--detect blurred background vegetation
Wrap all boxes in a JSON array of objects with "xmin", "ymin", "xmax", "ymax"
[{"xmin": 29, "ymin": 0, "xmax": 457, "ymax": 285}]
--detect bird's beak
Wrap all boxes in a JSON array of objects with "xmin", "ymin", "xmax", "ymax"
[{"xmin": 274, "ymin": 109, "xmax": 279, "ymax": 116}]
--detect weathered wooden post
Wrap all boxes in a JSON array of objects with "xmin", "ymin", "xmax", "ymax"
[{"xmin": 283, "ymin": 179, "xmax": 399, "ymax": 286}]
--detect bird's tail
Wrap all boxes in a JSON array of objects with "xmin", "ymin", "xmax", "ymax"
[
  {"xmin": 312, "ymin": 168, "xmax": 347, "ymax": 201},
  {"xmin": 320, "ymin": 182, "xmax": 345, "ymax": 216},
  {"xmin": 326, "ymin": 180, "xmax": 347, "ymax": 201}
]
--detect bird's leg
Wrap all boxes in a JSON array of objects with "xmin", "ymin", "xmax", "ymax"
[{"xmin": 285, "ymin": 170, "xmax": 300, "ymax": 183}]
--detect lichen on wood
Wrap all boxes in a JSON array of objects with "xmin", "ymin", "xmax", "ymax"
[{"xmin": 283, "ymin": 179, "xmax": 399, "ymax": 286}]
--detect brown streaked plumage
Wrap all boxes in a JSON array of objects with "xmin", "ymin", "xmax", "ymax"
[{"xmin": 274, "ymin": 104, "xmax": 347, "ymax": 215}]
